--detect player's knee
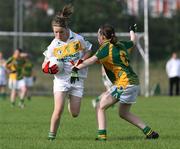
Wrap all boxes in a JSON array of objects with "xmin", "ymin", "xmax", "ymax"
[
  {"xmin": 119, "ymin": 112, "xmax": 127, "ymax": 119},
  {"xmin": 99, "ymin": 104, "xmax": 106, "ymax": 110},
  {"xmin": 71, "ymin": 112, "xmax": 79, "ymax": 118}
]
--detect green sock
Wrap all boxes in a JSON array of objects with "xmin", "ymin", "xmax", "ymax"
[
  {"xmin": 143, "ymin": 126, "xmax": 153, "ymax": 136},
  {"xmin": 48, "ymin": 132, "xmax": 56, "ymax": 140},
  {"xmin": 2, "ymin": 93, "xmax": 6, "ymax": 99},
  {"xmin": 20, "ymin": 99, "xmax": 24, "ymax": 104},
  {"xmin": 11, "ymin": 101, "xmax": 15, "ymax": 106},
  {"xmin": 98, "ymin": 129, "xmax": 107, "ymax": 140},
  {"xmin": 95, "ymin": 96, "xmax": 100, "ymax": 103}
]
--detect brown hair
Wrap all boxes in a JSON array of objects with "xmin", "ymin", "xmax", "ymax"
[
  {"xmin": 52, "ymin": 4, "xmax": 73, "ymax": 28},
  {"xmin": 99, "ymin": 24, "xmax": 117, "ymax": 44}
]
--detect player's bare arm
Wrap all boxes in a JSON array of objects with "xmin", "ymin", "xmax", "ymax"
[{"xmin": 77, "ymin": 55, "xmax": 98, "ymax": 70}]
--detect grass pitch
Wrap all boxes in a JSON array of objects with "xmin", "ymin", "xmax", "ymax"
[{"xmin": 0, "ymin": 96, "xmax": 180, "ymax": 149}]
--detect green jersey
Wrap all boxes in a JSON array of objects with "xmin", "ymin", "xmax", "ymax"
[
  {"xmin": 23, "ymin": 60, "xmax": 33, "ymax": 77},
  {"xmin": 6, "ymin": 56, "xmax": 25, "ymax": 80},
  {"xmin": 96, "ymin": 40, "xmax": 139, "ymax": 89}
]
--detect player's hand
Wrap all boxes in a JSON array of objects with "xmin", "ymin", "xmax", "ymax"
[
  {"xmin": 70, "ymin": 67, "xmax": 79, "ymax": 84},
  {"xmin": 42, "ymin": 61, "xmax": 58, "ymax": 74},
  {"xmin": 76, "ymin": 59, "xmax": 83, "ymax": 66},
  {"xmin": 129, "ymin": 24, "xmax": 137, "ymax": 32},
  {"xmin": 70, "ymin": 59, "xmax": 83, "ymax": 66}
]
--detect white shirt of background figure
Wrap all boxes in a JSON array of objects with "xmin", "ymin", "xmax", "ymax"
[{"xmin": 166, "ymin": 52, "xmax": 180, "ymax": 78}]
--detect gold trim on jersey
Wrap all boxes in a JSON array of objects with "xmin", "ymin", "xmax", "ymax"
[
  {"xmin": 114, "ymin": 71, "xmax": 129, "ymax": 89},
  {"xmin": 53, "ymin": 40, "xmax": 83, "ymax": 59},
  {"xmin": 9, "ymin": 73, "xmax": 17, "ymax": 80},
  {"xmin": 99, "ymin": 43, "xmax": 113, "ymax": 69}
]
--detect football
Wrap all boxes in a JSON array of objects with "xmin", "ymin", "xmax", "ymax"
[{"xmin": 48, "ymin": 57, "xmax": 64, "ymax": 73}]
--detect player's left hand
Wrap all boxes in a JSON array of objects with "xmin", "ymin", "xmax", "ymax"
[
  {"xmin": 129, "ymin": 24, "xmax": 137, "ymax": 32},
  {"xmin": 70, "ymin": 67, "xmax": 79, "ymax": 84}
]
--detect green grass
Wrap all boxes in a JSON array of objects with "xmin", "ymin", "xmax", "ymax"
[{"xmin": 0, "ymin": 96, "xmax": 180, "ymax": 149}]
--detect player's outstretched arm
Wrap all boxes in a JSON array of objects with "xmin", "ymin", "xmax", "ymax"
[
  {"xmin": 77, "ymin": 55, "xmax": 98, "ymax": 70},
  {"xmin": 130, "ymin": 30, "xmax": 136, "ymax": 45},
  {"xmin": 70, "ymin": 55, "xmax": 98, "ymax": 84}
]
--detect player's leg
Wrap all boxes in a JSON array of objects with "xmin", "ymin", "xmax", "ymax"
[
  {"xmin": 9, "ymin": 79, "xmax": 17, "ymax": 106},
  {"xmin": 18, "ymin": 79, "xmax": 27, "ymax": 108},
  {"xmin": 96, "ymin": 91, "xmax": 118, "ymax": 141},
  {"xmin": 0, "ymin": 86, "xmax": 2, "ymax": 99},
  {"xmin": 1, "ymin": 85, "xmax": 6, "ymax": 99},
  {"xmin": 0, "ymin": 80, "xmax": 6, "ymax": 100},
  {"xmin": 49, "ymin": 91, "xmax": 66, "ymax": 140},
  {"xmin": 25, "ymin": 77, "xmax": 33, "ymax": 100},
  {"xmin": 68, "ymin": 78, "xmax": 85, "ymax": 117},
  {"xmin": 119, "ymin": 103, "xmax": 159, "ymax": 139},
  {"xmin": 68, "ymin": 95, "xmax": 81, "ymax": 117},
  {"xmin": 119, "ymin": 85, "xmax": 159, "ymax": 139}
]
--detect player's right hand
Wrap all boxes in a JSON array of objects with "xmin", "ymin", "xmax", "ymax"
[
  {"xmin": 42, "ymin": 61, "xmax": 58, "ymax": 74},
  {"xmin": 129, "ymin": 24, "xmax": 137, "ymax": 32}
]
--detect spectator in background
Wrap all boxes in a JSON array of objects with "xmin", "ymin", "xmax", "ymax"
[
  {"xmin": 166, "ymin": 52, "xmax": 180, "ymax": 96},
  {"xmin": 0, "ymin": 51, "xmax": 7, "ymax": 99}
]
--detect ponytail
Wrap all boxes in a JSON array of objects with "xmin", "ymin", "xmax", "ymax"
[
  {"xmin": 99, "ymin": 24, "xmax": 118, "ymax": 45},
  {"xmin": 52, "ymin": 4, "xmax": 73, "ymax": 28},
  {"xmin": 110, "ymin": 34, "xmax": 118, "ymax": 44}
]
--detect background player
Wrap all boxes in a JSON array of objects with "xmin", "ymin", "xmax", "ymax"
[
  {"xmin": 6, "ymin": 49, "xmax": 27, "ymax": 108},
  {"xmin": 71, "ymin": 24, "xmax": 159, "ymax": 140},
  {"xmin": 42, "ymin": 5, "xmax": 92, "ymax": 140},
  {"xmin": 23, "ymin": 54, "xmax": 35, "ymax": 100},
  {"xmin": 0, "ymin": 51, "xmax": 7, "ymax": 100}
]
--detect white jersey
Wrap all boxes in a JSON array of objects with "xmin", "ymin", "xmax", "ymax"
[
  {"xmin": 0, "ymin": 59, "xmax": 7, "ymax": 85},
  {"xmin": 0, "ymin": 66, "xmax": 6, "ymax": 76},
  {"xmin": 43, "ymin": 30, "xmax": 92, "ymax": 80}
]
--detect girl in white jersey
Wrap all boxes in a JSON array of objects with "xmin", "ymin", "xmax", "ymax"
[{"xmin": 42, "ymin": 5, "xmax": 92, "ymax": 140}]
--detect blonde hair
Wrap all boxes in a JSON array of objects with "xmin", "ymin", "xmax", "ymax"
[{"xmin": 52, "ymin": 4, "xmax": 73, "ymax": 28}]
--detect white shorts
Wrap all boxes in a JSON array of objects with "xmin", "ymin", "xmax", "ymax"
[
  {"xmin": 24, "ymin": 77, "xmax": 33, "ymax": 87},
  {"xmin": 16, "ymin": 79, "xmax": 26, "ymax": 90},
  {"xmin": 53, "ymin": 78, "xmax": 84, "ymax": 98},
  {"xmin": 102, "ymin": 74, "xmax": 113, "ymax": 90},
  {"xmin": 109, "ymin": 85, "xmax": 139, "ymax": 104},
  {"xmin": 0, "ymin": 77, "xmax": 6, "ymax": 86},
  {"xmin": 8, "ymin": 79, "xmax": 26, "ymax": 90},
  {"xmin": 8, "ymin": 79, "xmax": 17, "ymax": 90}
]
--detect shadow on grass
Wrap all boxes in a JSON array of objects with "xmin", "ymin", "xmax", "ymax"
[
  {"xmin": 108, "ymin": 135, "xmax": 144, "ymax": 141},
  {"xmin": 56, "ymin": 135, "xmax": 144, "ymax": 142}
]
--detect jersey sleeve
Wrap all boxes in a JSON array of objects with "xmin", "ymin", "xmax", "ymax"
[
  {"xmin": 43, "ymin": 39, "xmax": 57, "ymax": 59},
  {"xmin": 79, "ymin": 36, "xmax": 92, "ymax": 52},
  {"xmin": 6, "ymin": 57, "xmax": 13, "ymax": 65},
  {"xmin": 95, "ymin": 44, "xmax": 109, "ymax": 60},
  {"xmin": 120, "ymin": 41, "xmax": 134, "ymax": 49}
]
